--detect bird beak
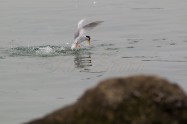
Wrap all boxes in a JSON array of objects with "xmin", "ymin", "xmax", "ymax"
[{"xmin": 87, "ymin": 40, "xmax": 91, "ymax": 45}]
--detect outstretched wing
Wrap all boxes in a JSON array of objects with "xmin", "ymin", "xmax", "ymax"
[
  {"xmin": 82, "ymin": 21, "xmax": 104, "ymax": 31},
  {"xmin": 79, "ymin": 21, "xmax": 104, "ymax": 36},
  {"xmin": 74, "ymin": 20, "xmax": 104, "ymax": 40}
]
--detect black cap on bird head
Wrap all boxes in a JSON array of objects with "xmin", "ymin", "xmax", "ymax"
[
  {"xmin": 86, "ymin": 36, "xmax": 91, "ymax": 45},
  {"xmin": 86, "ymin": 36, "xmax": 91, "ymax": 41}
]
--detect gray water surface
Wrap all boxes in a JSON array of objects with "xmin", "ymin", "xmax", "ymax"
[{"xmin": 0, "ymin": 0, "xmax": 187, "ymax": 124}]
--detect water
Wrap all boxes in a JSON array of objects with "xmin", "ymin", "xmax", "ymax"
[{"xmin": 0, "ymin": 0, "xmax": 187, "ymax": 124}]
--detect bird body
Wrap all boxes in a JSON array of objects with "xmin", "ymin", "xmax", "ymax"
[{"xmin": 71, "ymin": 19, "xmax": 103, "ymax": 50}]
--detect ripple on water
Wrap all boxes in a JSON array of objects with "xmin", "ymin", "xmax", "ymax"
[
  {"xmin": 96, "ymin": 43, "xmax": 114, "ymax": 47},
  {"xmin": 105, "ymin": 48, "xmax": 119, "ymax": 50},
  {"xmin": 0, "ymin": 56, "xmax": 5, "ymax": 59},
  {"xmin": 126, "ymin": 46, "xmax": 134, "ymax": 48},
  {"xmin": 141, "ymin": 59, "xmax": 187, "ymax": 62}
]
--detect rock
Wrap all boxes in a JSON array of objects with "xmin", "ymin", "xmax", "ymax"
[{"xmin": 26, "ymin": 75, "xmax": 187, "ymax": 124}]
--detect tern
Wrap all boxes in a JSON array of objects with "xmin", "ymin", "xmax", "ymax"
[{"xmin": 71, "ymin": 19, "xmax": 103, "ymax": 50}]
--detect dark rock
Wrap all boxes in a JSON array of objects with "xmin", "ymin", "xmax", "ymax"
[{"xmin": 26, "ymin": 75, "xmax": 187, "ymax": 124}]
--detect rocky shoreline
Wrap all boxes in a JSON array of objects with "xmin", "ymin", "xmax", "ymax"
[{"xmin": 26, "ymin": 75, "xmax": 187, "ymax": 124}]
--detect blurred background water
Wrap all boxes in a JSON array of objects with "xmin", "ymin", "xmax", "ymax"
[{"xmin": 0, "ymin": 0, "xmax": 187, "ymax": 124}]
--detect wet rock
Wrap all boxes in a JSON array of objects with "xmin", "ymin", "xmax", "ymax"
[{"xmin": 26, "ymin": 75, "xmax": 187, "ymax": 124}]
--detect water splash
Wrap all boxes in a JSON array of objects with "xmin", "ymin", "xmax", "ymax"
[{"xmin": 8, "ymin": 45, "xmax": 89, "ymax": 57}]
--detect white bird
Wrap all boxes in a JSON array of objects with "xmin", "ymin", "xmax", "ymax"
[{"xmin": 71, "ymin": 19, "xmax": 103, "ymax": 50}]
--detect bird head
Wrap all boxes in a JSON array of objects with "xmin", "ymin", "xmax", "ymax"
[{"xmin": 86, "ymin": 36, "xmax": 91, "ymax": 45}]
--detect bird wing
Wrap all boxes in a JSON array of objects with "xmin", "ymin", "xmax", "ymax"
[
  {"xmin": 74, "ymin": 30, "xmax": 79, "ymax": 40},
  {"xmin": 79, "ymin": 21, "xmax": 104, "ymax": 36},
  {"xmin": 78, "ymin": 19, "xmax": 85, "ymax": 29},
  {"xmin": 74, "ymin": 19, "xmax": 85, "ymax": 39},
  {"xmin": 82, "ymin": 21, "xmax": 104, "ymax": 31},
  {"xmin": 74, "ymin": 20, "xmax": 103, "ymax": 40}
]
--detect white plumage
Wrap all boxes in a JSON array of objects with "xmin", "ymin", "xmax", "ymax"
[{"xmin": 71, "ymin": 19, "xmax": 103, "ymax": 50}]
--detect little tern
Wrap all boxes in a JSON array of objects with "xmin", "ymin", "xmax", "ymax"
[{"xmin": 71, "ymin": 19, "xmax": 103, "ymax": 50}]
